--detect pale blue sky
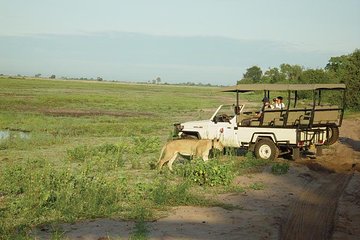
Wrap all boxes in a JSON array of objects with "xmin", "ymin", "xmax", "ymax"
[{"xmin": 0, "ymin": 0, "xmax": 359, "ymax": 85}]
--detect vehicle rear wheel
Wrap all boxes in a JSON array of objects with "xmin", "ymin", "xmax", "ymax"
[
  {"xmin": 254, "ymin": 139, "xmax": 279, "ymax": 161},
  {"xmin": 324, "ymin": 125, "xmax": 339, "ymax": 145}
]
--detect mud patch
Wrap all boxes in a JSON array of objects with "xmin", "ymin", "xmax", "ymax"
[{"xmin": 303, "ymin": 161, "xmax": 336, "ymax": 173}]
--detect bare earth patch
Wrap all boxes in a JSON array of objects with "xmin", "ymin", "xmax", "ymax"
[{"xmin": 34, "ymin": 118, "xmax": 360, "ymax": 240}]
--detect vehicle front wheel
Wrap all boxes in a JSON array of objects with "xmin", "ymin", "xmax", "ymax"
[{"xmin": 254, "ymin": 139, "xmax": 279, "ymax": 161}]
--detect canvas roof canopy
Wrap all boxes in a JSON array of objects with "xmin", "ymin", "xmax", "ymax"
[{"xmin": 221, "ymin": 84, "xmax": 346, "ymax": 93}]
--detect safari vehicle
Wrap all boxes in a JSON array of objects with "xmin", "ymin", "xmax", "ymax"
[{"xmin": 174, "ymin": 84, "xmax": 346, "ymax": 160}]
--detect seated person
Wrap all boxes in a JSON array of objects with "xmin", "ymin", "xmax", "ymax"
[
  {"xmin": 241, "ymin": 97, "xmax": 272, "ymax": 126},
  {"xmin": 272, "ymin": 98, "xmax": 278, "ymax": 108},
  {"xmin": 274, "ymin": 96, "xmax": 285, "ymax": 109}
]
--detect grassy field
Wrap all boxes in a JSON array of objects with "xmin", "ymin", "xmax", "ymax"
[
  {"xmin": 2, "ymin": 77, "xmax": 358, "ymax": 239},
  {"xmin": 1, "ymin": 77, "xmax": 267, "ymax": 239}
]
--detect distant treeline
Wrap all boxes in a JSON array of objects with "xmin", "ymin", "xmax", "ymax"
[{"xmin": 237, "ymin": 49, "xmax": 360, "ymax": 111}]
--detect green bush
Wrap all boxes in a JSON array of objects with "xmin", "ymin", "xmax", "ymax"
[
  {"xmin": 175, "ymin": 159, "xmax": 235, "ymax": 186},
  {"xmin": 236, "ymin": 151, "xmax": 270, "ymax": 173},
  {"xmin": 271, "ymin": 162, "xmax": 290, "ymax": 175}
]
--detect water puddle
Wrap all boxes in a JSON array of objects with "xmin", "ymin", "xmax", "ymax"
[{"xmin": 0, "ymin": 130, "xmax": 31, "ymax": 140}]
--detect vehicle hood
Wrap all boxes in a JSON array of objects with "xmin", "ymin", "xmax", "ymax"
[{"xmin": 181, "ymin": 120, "xmax": 211, "ymax": 128}]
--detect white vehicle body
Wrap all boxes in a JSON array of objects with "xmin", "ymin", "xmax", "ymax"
[
  {"xmin": 178, "ymin": 105, "xmax": 323, "ymax": 149},
  {"xmin": 175, "ymin": 84, "xmax": 346, "ymax": 160}
]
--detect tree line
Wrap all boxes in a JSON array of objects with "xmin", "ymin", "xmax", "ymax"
[{"xmin": 237, "ymin": 49, "xmax": 360, "ymax": 111}]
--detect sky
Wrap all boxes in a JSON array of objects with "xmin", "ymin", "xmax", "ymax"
[{"xmin": 0, "ymin": 0, "xmax": 359, "ymax": 85}]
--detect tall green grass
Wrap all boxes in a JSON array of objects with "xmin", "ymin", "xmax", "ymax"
[{"xmin": 0, "ymin": 77, "xmax": 270, "ymax": 239}]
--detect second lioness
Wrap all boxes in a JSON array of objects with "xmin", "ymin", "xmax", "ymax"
[{"xmin": 158, "ymin": 139, "xmax": 224, "ymax": 171}]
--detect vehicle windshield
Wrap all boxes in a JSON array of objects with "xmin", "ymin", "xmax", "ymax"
[
  {"xmin": 212, "ymin": 105, "xmax": 241, "ymax": 122},
  {"xmin": 216, "ymin": 105, "xmax": 236, "ymax": 117}
]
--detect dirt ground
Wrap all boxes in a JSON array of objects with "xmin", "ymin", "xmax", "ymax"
[{"xmin": 34, "ymin": 118, "xmax": 360, "ymax": 240}]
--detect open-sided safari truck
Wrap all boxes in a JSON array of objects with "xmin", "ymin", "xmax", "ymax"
[{"xmin": 174, "ymin": 84, "xmax": 346, "ymax": 160}]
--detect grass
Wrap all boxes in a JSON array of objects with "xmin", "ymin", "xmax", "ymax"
[
  {"xmin": 0, "ymin": 77, "xmax": 273, "ymax": 239},
  {"xmin": 235, "ymin": 151, "xmax": 271, "ymax": 174},
  {"xmin": 271, "ymin": 162, "xmax": 290, "ymax": 175}
]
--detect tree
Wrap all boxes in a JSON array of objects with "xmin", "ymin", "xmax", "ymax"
[
  {"xmin": 97, "ymin": 77, "xmax": 103, "ymax": 81},
  {"xmin": 156, "ymin": 77, "xmax": 161, "ymax": 84},
  {"xmin": 50, "ymin": 74, "xmax": 56, "ymax": 79},
  {"xmin": 238, "ymin": 65, "xmax": 262, "ymax": 84},
  {"xmin": 325, "ymin": 55, "xmax": 347, "ymax": 72},
  {"xmin": 280, "ymin": 64, "xmax": 303, "ymax": 83},
  {"xmin": 35, "ymin": 73, "xmax": 41, "ymax": 78},
  {"xmin": 263, "ymin": 67, "xmax": 283, "ymax": 83},
  {"xmin": 300, "ymin": 69, "xmax": 329, "ymax": 84},
  {"xmin": 326, "ymin": 49, "xmax": 360, "ymax": 111},
  {"xmin": 235, "ymin": 49, "xmax": 360, "ymax": 110}
]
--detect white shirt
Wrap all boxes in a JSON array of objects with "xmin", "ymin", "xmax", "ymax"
[{"xmin": 275, "ymin": 102, "xmax": 285, "ymax": 109}]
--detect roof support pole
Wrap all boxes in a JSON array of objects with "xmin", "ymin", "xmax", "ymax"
[
  {"xmin": 236, "ymin": 90, "xmax": 239, "ymax": 107},
  {"xmin": 287, "ymin": 90, "xmax": 291, "ymax": 108},
  {"xmin": 339, "ymin": 89, "xmax": 346, "ymax": 126},
  {"xmin": 310, "ymin": 89, "xmax": 317, "ymax": 127}
]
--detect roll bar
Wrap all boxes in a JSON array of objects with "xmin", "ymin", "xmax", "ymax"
[
  {"xmin": 222, "ymin": 83, "xmax": 347, "ymax": 127},
  {"xmin": 221, "ymin": 84, "xmax": 346, "ymax": 93}
]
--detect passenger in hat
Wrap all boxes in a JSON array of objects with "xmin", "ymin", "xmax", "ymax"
[
  {"xmin": 276, "ymin": 96, "xmax": 285, "ymax": 109},
  {"xmin": 242, "ymin": 97, "xmax": 272, "ymax": 126},
  {"xmin": 256, "ymin": 97, "xmax": 273, "ymax": 118}
]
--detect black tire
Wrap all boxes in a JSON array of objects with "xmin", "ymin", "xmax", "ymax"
[
  {"xmin": 324, "ymin": 125, "xmax": 339, "ymax": 145},
  {"xmin": 254, "ymin": 139, "xmax": 279, "ymax": 161}
]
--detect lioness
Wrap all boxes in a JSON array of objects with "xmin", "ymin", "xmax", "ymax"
[{"xmin": 158, "ymin": 139, "xmax": 224, "ymax": 171}]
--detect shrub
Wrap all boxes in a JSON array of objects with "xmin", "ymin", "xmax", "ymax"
[
  {"xmin": 236, "ymin": 151, "xmax": 270, "ymax": 173},
  {"xmin": 175, "ymin": 159, "xmax": 235, "ymax": 186},
  {"xmin": 271, "ymin": 162, "xmax": 290, "ymax": 175}
]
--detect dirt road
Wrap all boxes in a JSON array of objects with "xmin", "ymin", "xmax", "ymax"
[
  {"xmin": 280, "ymin": 173, "xmax": 351, "ymax": 240},
  {"xmin": 280, "ymin": 117, "xmax": 360, "ymax": 240}
]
